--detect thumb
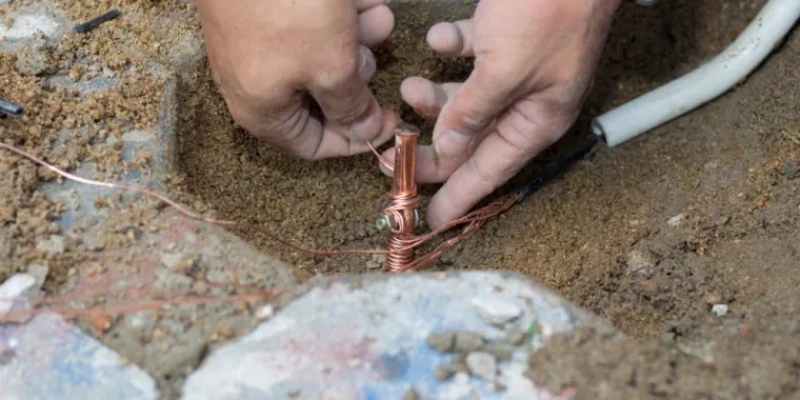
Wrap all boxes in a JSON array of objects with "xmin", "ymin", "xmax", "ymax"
[
  {"xmin": 310, "ymin": 46, "xmax": 385, "ymax": 142},
  {"xmin": 433, "ymin": 64, "xmax": 519, "ymax": 159}
]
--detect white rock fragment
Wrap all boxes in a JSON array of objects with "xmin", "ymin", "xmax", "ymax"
[
  {"xmin": 667, "ymin": 214, "xmax": 685, "ymax": 227},
  {"xmin": 36, "ymin": 235, "xmax": 65, "ymax": 255},
  {"xmin": 466, "ymin": 352, "xmax": 497, "ymax": 381},
  {"xmin": 711, "ymin": 304, "xmax": 729, "ymax": 317},
  {"xmin": 472, "ymin": 297, "xmax": 522, "ymax": 325},
  {"xmin": 0, "ymin": 274, "xmax": 36, "ymax": 319},
  {"xmin": 626, "ymin": 250, "xmax": 657, "ymax": 275},
  {"xmin": 25, "ymin": 264, "xmax": 49, "ymax": 293},
  {"xmin": 160, "ymin": 252, "xmax": 184, "ymax": 270},
  {"xmin": 256, "ymin": 304, "xmax": 275, "ymax": 320},
  {"xmin": 0, "ymin": 15, "xmax": 61, "ymax": 42}
]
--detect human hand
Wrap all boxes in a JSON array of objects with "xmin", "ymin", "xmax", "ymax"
[
  {"xmin": 381, "ymin": 0, "xmax": 621, "ymax": 228},
  {"xmin": 196, "ymin": 0, "xmax": 398, "ymax": 159}
]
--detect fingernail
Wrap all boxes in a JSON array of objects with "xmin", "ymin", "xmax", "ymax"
[{"xmin": 434, "ymin": 129, "xmax": 471, "ymax": 158}]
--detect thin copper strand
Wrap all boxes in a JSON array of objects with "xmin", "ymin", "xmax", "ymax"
[{"xmin": 0, "ymin": 142, "xmax": 386, "ymax": 256}]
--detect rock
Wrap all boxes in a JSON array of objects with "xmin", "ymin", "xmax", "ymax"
[
  {"xmin": 24, "ymin": 264, "xmax": 48, "ymax": 293},
  {"xmin": 626, "ymin": 249, "xmax": 658, "ymax": 275},
  {"xmin": 402, "ymin": 387, "xmax": 420, "ymax": 400},
  {"xmin": 0, "ymin": 274, "xmax": 36, "ymax": 320},
  {"xmin": 472, "ymin": 297, "xmax": 522, "ymax": 325},
  {"xmin": 115, "ymin": 222, "xmax": 134, "ymax": 233},
  {"xmin": 161, "ymin": 253, "xmax": 199, "ymax": 274},
  {"xmin": 466, "ymin": 352, "xmax": 497, "ymax": 381},
  {"xmin": 434, "ymin": 364, "xmax": 454, "ymax": 381},
  {"xmin": 124, "ymin": 310, "xmax": 156, "ymax": 332},
  {"xmin": 504, "ymin": 325, "xmax": 526, "ymax": 346},
  {"xmin": 82, "ymin": 232, "xmax": 106, "ymax": 251},
  {"xmin": 255, "ymin": 305, "xmax": 275, "ymax": 320},
  {"xmin": 160, "ymin": 252, "xmax": 184, "ymax": 270},
  {"xmin": 36, "ymin": 235, "xmax": 64, "ymax": 255},
  {"xmin": 450, "ymin": 355, "xmax": 470, "ymax": 374},
  {"xmin": 483, "ymin": 343, "xmax": 514, "ymax": 361},
  {"xmin": 667, "ymin": 214, "xmax": 685, "ymax": 227},
  {"xmin": 453, "ymin": 331, "xmax": 485, "ymax": 353},
  {"xmin": 154, "ymin": 268, "xmax": 193, "ymax": 291},
  {"xmin": 704, "ymin": 291, "xmax": 722, "ymax": 305},
  {"xmin": 711, "ymin": 304, "xmax": 729, "ymax": 317},
  {"xmin": 144, "ymin": 334, "xmax": 207, "ymax": 381},
  {"xmin": 1, "ymin": 312, "xmax": 157, "ymax": 399},
  {"xmin": 366, "ymin": 254, "xmax": 384, "ymax": 270},
  {"xmin": 180, "ymin": 272, "xmax": 603, "ymax": 400},
  {"xmin": 426, "ymin": 331, "xmax": 456, "ymax": 353},
  {"xmin": 14, "ymin": 34, "xmax": 52, "ymax": 76}
]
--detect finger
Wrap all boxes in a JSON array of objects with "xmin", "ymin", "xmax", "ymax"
[
  {"xmin": 380, "ymin": 78, "xmax": 463, "ymax": 179},
  {"xmin": 399, "ymin": 76, "xmax": 460, "ymax": 119},
  {"xmin": 358, "ymin": 5, "xmax": 394, "ymax": 48},
  {"xmin": 380, "ymin": 144, "xmax": 465, "ymax": 181},
  {"xmin": 353, "ymin": 0, "xmax": 388, "ymax": 12},
  {"xmin": 426, "ymin": 102, "xmax": 562, "ymax": 229},
  {"xmin": 426, "ymin": 20, "xmax": 475, "ymax": 58},
  {"xmin": 309, "ymin": 52, "xmax": 385, "ymax": 142},
  {"xmin": 313, "ymin": 107, "xmax": 399, "ymax": 159},
  {"xmin": 359, "ymin": 46, "xmax": 377, "ymax": 83},
  {"xmin": 433, "ymin": 64, "xmax": 520, "ymax": 159}
]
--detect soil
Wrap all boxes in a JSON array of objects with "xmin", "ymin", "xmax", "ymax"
[{"xmin": 2, "ymin": 0, "xmax": 800, "ymax": 398}]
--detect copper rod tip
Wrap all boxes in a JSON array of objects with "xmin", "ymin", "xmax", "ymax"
[
  {"xmin": 392, "ymin": 124, "xmax": 418, "ymax": 197},
  {"xmin": 394, "ymin": 122, "xmax": 421, "ymax": 137}
]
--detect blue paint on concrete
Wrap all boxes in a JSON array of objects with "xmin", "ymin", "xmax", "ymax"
[{"xmin": 181, "ymin": 272, "xmax": 608, "ymax": 400}]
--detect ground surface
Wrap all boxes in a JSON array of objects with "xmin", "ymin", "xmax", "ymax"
[{"xmin": 2, "ymin": 0, "xmax": 799, "ymax": 398}]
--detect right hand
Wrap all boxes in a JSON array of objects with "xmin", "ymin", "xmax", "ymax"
[{"xmin": 196, "ymin": 0, "xmax": 398, "ymax": 159}]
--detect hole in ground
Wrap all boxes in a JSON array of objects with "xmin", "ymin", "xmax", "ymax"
[{"xmin": 169, "ymin": 0, "xmax": 800, "ymax": 358}]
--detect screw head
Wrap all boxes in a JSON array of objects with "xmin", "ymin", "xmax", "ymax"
[{"xmin": 376, "ymin": 215, "xmax": 390, "ymax": 231}]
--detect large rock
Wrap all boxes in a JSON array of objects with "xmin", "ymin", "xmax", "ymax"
[{"xmin": 181, "ymin": 272, "xmax": 612, "ymax": 400}]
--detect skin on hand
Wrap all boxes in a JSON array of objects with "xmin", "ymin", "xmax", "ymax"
[
  {"xmin": 380, "ymin": 0, "xmax": 622, "ymax": 229},
  {"xmin": 195, "ymin": 0, "xmax": 398, "ymax": 160}
]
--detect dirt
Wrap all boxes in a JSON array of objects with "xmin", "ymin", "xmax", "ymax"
[{"xmin": 2, "ymin": 0, "xmax": 800, "ymax": 398}]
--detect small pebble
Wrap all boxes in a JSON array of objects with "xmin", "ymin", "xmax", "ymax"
[
  {"xmin": 402, "ymin": 387, "xmax": 420, "ymax": 400},
  {"xmin": 451, "ymin": 355, "xmax": 469, "ymax": 374},
  {"xmin": 668, "ymin": 214, "xmax": 685, "ymax": 227},
  {"xmin": 426, "ymin": 331, "xmax": 455, "ymax": 353},
  {"xmin": 160, "ymin": 252, "xmax": 183, "ymax": 270},
  {"xmin": 434, "ymin": 364, "xmax": 454, "ymax": 381},
  {"xmin": 466, "ymin": 352, "xmax": 497, "ymax": 381},
  {"xmin": 484, "ymin": 343, "xmax": 514, "ymax": 361},
  {"xmin": 453, "ymin": 372, "xmax": 470, "ymax": 385},
  {"xmin": 504, "ymin": 325, "xmax": 526, "ymax": 346},
  {"xmin": 704, "ymin": 291, "xmax": 722, "ymax": 305},
  {"xmin": 453, "ymin": 331, "xmax": 485, "ymax": 353},
  {"xmin": 711, "ymin": 304, "xmax": 729, "ymax": 317},
  {"xmin": 366, "ymin": 254, "xmax": 383, "ymax": 270},
  {"xmin": 256, "ymin": 304, "xmax": 274, "ymax": 320},
  {"xmin": 626, "ymin": 249, "xmax": 657, "ymax": 275},
  {"xmin": 36, "ymin": 235, "xmax": 65, "ymax": 255},
  {"xmin": 115, "ymin": 222, "xmax": 134, "ymax": 233},
  {"xmin": 472, "ymin": 297, "xmax": 522, "ymax": 325},
  {"xmin": 82, "ymin": 232, "xmax": 106, "ymax": 251}
]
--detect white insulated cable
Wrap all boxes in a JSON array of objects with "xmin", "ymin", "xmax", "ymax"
[{"xmin": 592, "ymin": 0, "xmax": 800, "ymax": 148}]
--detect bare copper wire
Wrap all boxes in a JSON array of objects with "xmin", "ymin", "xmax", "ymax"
[
  {"xmin": 0, "ymin": 133, "xmax": 516, "ymax": 274},
  {"xmin": 376, "ymin": 124, "xmax": 521, "ymax": 273},
  {"xmin": 0, "ymin": 142, "xmax": 385, "ymax": 256},
  {"xmin": 381, "ymin": 123, "xmax": 421, "ymax": 272}
]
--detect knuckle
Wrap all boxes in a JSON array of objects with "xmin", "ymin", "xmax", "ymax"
[{"xmin": 314, "ymin": 57, "xmax": 360, "ymax": 92}]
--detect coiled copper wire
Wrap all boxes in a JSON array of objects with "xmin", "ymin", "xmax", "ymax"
[{"xmin": 382, "ymin": 124, "xmax": 421, "ymax": 272}]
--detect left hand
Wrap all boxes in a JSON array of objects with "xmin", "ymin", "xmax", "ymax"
[{"xmin": 380, "ymin": 0, "xmax": 620, "ymax": 228}]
